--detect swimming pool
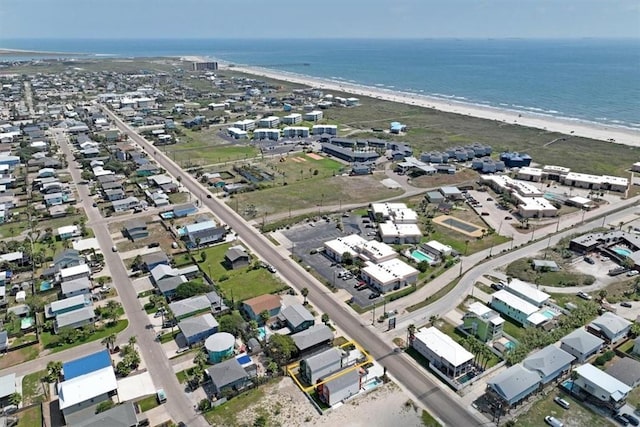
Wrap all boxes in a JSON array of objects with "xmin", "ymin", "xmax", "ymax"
[
  {"xmin": 362, "ymin": 378, "xmax": 383, "ymax": 391},
  {"xmin": 40, "ymin": 281, "xmax": 52, "ymax": 292},
  {"xmin": 411, "ymin": 250, "xmax": 435, "ymax": 264},
  {"xmin": 442, "ymin": 217, "xmax": 481, "ymax": 233},
  {"xmin": 614, "ymin": 247, "xmax": 633, "ymax": 257},
  {"xmin": 504, "ymin": 340, "xmax": 516, "ymax": 351},
  {"xmin": 257, "ymin": 326, "xmax": 267, "ymax": 341},
  {"xmin": 541, "ymin": 309, "xmax": 556, "ymax": 319}
]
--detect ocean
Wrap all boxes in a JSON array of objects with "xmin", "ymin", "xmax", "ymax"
[{"xmin": 1, "ymin": 38, "xmax": 639, "ymax": 130}]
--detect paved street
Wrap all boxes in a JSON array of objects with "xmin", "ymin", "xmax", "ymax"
[
  {"xmin": 103, "ymin": 106, "xmax": 484, "ymax": 426},
  {"xmin": 53, "ymin": 129, "xmax": 207, "ymax": 427}
]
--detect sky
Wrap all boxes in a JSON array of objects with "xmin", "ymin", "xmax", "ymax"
[{"xmin": 1, "ymin": 0, "xmax": 639, "ymax": 39}]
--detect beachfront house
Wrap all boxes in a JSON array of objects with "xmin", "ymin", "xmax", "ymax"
[
  {"xmin": 462, "ymin": 302, "xmax": 504, "ymax": 342},
  {"xmin": 587, "ymin": 312, "xmax": 632, "ymax": 344},
  {"xmin": 300, "ymin": 347, "xmax": 345, "ymax": 385},
  {"xmin": 573, "ymin": 363, "xmax": 632, "ymax": 410},
  {"xmin": 560, "ymin": 328, "xmax": 604, "ymax": 363},
  {"xmin": 486, "ymin": 364, "xmax": 541, "ymax": 407},
  {"xmin": 411, "ymin": 327, "xmax": 473, "ymax": 378}
]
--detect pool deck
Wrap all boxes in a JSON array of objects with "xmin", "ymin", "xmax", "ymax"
[{"xmin": 433, "ymin": 214, "xmax": 484, "ymax": 238}]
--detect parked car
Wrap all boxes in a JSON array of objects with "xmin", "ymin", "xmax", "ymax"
[
  {"xmin": 206, "ymin": 194, "xmax": 212, "ymax": 199},
  {"xmin": 504, "ymin": 216, "xmax": 512, "ymax": 220},
  {"xmin": 545, "ymin": 416, "xmax": 564, "ymax": 427},
  {"xmin": 491, "ymin": 282, "xmax": 504, "ymax": 291},
  {"xmin": 156, "ymin": 389, "xmax": 167, "ymax": 404},
  {"xmin": 148, "ymin": 242, "xmax": 160, "ymax": 248},
  {"xmin": 553, "ymin": 397, "xmax": 570, "ymax": 409},
  {"xmin": 621, "ymin": 302, "xmax": 633, "ymax": 308},
  {"xmin": 584, "ymin": 256, "xmax": 595, "ymax": 264},
  {"xmin": 577, "ymin": 291, "xmax": 592, "ymax": 300},
  {"xmin": 92, "ymin": 202, "xmax": 98, "ymax": 207},
  {"xmin": 614, "ymin": 414, "xmax": 630, "ymax": 426},
  {"xmin": 369, "ymin": 293, "xmax": 381, "ymax": 299},
  {"xmin": 622, "ymin": 414, "xmax": 640, "ymax": 426},
  {"xmin": 627, "ymin": 270, "xmax": 640, "ymax": 277},
  {"xmin": 112, "ymin": 245, "xmax": 118, "ymax": 252},
  {"xmin": 176, "ymin": 347, "xmax": 189, "ymax": 354}
]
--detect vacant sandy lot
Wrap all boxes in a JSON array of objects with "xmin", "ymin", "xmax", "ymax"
[{"xmin": 235, "ymin": 377, "xmax": 423, "ymax": 427}]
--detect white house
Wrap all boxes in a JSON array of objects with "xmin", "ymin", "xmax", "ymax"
[
  {"xmin": 573, "ymin": 363, "xmax": 631, "ymax": 409},
  {"xmin": 361, "ymin": 258, "xmax": 419, "ymax": 293},
  {"xmin": 411, "ymin": 327, "xmax": 473, "ymax": 378}
]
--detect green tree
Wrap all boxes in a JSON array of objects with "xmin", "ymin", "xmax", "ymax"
[
  {"xmin": 46, "ymin": 361, "xmax": 63, "ymax": 383},
  {"xmin": 342, "ymin": 252, "xmax": 353, "ymax": 265},
  {"xmin": 218, "ymin": 312, "xmax": 245, "ymax": 336},
  {"xmin": 198, "ymin": 398, "xmax": 212, "ymax": 412},
  {"xmin": 301, "ymin": 288, "xmax": 309, "ymax": 305},
  {"xmin": 200, "ymin": 251, "xmax": 207, "ymax": 262},
  {"xmin": 194, "ymin": 350, "xmax": 208, "ymax": 368},
  {"xmin": 266, "ymin": 334, "xmax": 296, "ymax": 366},
  {"xmin": 101, "ymin": 333, "xmax": 116, "ymax": 351},
  {"xmin": 175, "ymin": 281, "xmax": 211, "ymax": 299},
  {"xmin": 259, "ymin": 310, "xmax": 271, "ymax": 326},
  {"xmin": 95, "ymin": 400, "xmax": 115, "ymax": 413},
  {"xmin": 631, "ymin": 322, "xmax": 640, "ymax": 338},
  {"xmin": 416, "ymin": 261, "xmax": 429, "ymax": 273},
  {"xmin": 8, "ymin": 392, "xmax": 21, "ymax": 406},
  {"xmin": 321, "ymin": 313, "xmax": 330, "ymax": 325},
  {"xmin": 128, "ymin": 335, "xmax": 137, "ymax": 348}
]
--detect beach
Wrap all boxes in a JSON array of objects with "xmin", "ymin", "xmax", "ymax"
[{"xmin": 228, "ymin": 64, "xmax": 640, "ymax": 147}]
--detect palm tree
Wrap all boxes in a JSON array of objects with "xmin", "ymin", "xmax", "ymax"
[
  {"xmin": 259, "ymin": 310, "xmax": 271, "ymax": 326},
  {"xmin": 194, "ymin": 350, "xmax": 208, "ymax": 368},
  {"xmin": 321, "ymin": 313, "xmax": 330, "ymax": 325},
  {"xmin": 128, "ymin": 335, "xmax": 137, "ymax": 348},
  {"xmin": 301, "ymin": 288, "xmax": 309, "ymax": 305},
  {"xmin": 407, "ymin": 324, "xmax": 416, "ymax": 347},
  {"xmin": 46, "ymin": 361, "xmax": 63, "ymax": 383},
  {"xmin": 101, "ymin": 333, "xmax": 116, "ymax": 352}
]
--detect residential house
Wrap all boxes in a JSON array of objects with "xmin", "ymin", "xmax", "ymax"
[
  {"xmin": 278, "ymin": 303, "xmax": 315, "ymax": 334},
  {"xmin": 172, "ymin": 203, "xmax": 198, "ymax": 218},
  {"xmin": 0, "ymin": 373, "xmax": 16, "ymax": 407},
  {"xmin": 142, "ymin": 251, "xmax": 169, "ymax": 272},
  {"xmin": 522, "ymin": 345, "xmax": 575, "ymax": 384},
  {"xmin": 55, "ymin": 307, "xmax": 96, "ymax": 333},
  {"xmin": 59, "ymin": 264, "xmax": 91, "ymax": 283},
  {"xmin": 44, "ymin": 192, "xmax": 65, "ymax": 206},
  {"xmin": 169, "ymin": 291, "xmax": 229, "ymax": 320},
  {"xmin": 104, "ymin": 188, "xmax": 125, "ymax": 202},
  {"xmin": 61, "ymin": 278, "xmax": 91, "ymax": 299},
  {"xmin": 178, "ymin": 313, "xmax": 219, "ymax": 346},
  {"xmin": 136, "ymin": 163, "xmax": 160, "ymax": 177},
  {"xmin": 57, "ymin": 225, "xmax": 80, "ymax": 240},
  {"xmin": 206, "ymin": 358, "xmax": 251, "ymax": 398},
  {"xmin": 573, "ymin": 363, "xmax": 632, "ymax": 410},
  {"xmin": 587, "ymin": 312, "xmax": 632, "ymax": 344},
  {"xmin": 184, "ymin": 220, "xmax": 226, "ymax": 247},
  {"xmin": 224, "ymin": 245, "xmax": 250, "ymax": 269},
  {"xmin": 112, "ymin": 197, "xmax": 140, "ymax": 213},
  {"xmin": 242, "ymin": 294, "xmax": 282, "ymax": 323},
  {"xmin": 462, "ymin": 302, "xmax": 505, "ymax": 342},
  {"xmin": 291, "ymin": 324, "xmax": 334, "ymax": 355},
  {"xmin": 123, "ymin": 220, "xmax": 148, "ymax": 241},
  {"xmin": 156, "ymin": 276, "xmax": 187, "ymax": 299},
  {"xmin": 605, "ymin": 358, "xmax": 640, "ymax": 388},
  {"xmin": 0, "ymin": 330, "xmax": 8, "ymax": 352},
  {"xmin": 412, "ymin": 327, "xmax": 474, "ymax": 378},
  {"xmin": 58, "ymin": 351, "xmax": 118, "ymax": 424},
  {"xmin": 560, "ymin": 328, "xmax": 604, "ymax": 363},
  {"xmin": 490, "ymin": 290, "xmax": 539, "ymax": 327},
  {"xmin": 319, "ymin": 369, "xmax": 361, "ymax": 407},
  {"xmin": 73, "ymin": 402, "xmax": 140, "ymax": 427},
  {"xmin": 486, "ymin": 364, "xmax": 541, "ymax": 407},
  {"xmin": 532, "ymin": 260, "xmax": 560, "ymax": 272},
  {"xmin": 46, "ymin": 294, "xmax": 91, "ymax": 318},
  {"xmin": 503, "ymin": 279, "xmax": 550, "ymax": 307},
  {"xmin": 300, "ymin": 347, "xmax": 344, "ymax": 385}
]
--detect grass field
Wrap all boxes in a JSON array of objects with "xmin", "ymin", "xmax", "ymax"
[
  {"xmin": 137, "ymin": 394, "xmax": 160, "ymax": 412},
  {"xmin": 17, "ymin": 404, "xmax": 42, "ymax": 427},
  {"xmin": 162, "ymin": 140, "xmax": 258, "ymax": 166},
  {"xmin": 424, "ymin": 225, "xmax": 510, "ymax": 255},
  {"xmin": 506, "ymin": 258, "xmax": 595, "ymax": 287},
  {"xmin": 513, "ymin": 390, "xmax": 612, "ymax": 427},
  {"xmin": 228, "ymin": 174, "xmax": 401, "ymax": 219},
  {"xmin": 204, "ymin": 382, "xmax": 269, "ymax": 427},
  {"xmin": 41, "ymin": 320, "xmax": 128, "ymax": 352},
  {"xmin": 195, "ymin": 243, "xmax": 288, "ymax": 301},
  {"xmin": 22, "ymin": 370, "xmax": 47, "ymax": 405}
]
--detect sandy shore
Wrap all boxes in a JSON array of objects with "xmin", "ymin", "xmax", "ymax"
[
  {"xmin": 229, "ymin": 65, "xmax": 639, "ymax": 147},
  {"xmin": 0, "ymin": 48, "xmax": 84, "ymax": 56}
]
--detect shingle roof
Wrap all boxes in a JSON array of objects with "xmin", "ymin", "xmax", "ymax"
[
  {"xmin": 561, "ymin": 328, "xmax": 604, "ymax": 354},
  {"xmin": 605, "ymin": 357, "xmax": 640, "ymax": 387},
  {"xmin": 488, "ymin": 364, "xmax": 541, "ymax": 402},
  {"xmin": 291, "ymin": 324, "xmax": 333, "ymax": 351},
  {"xmin": 72, "ymin": 401, "xmax": 138, "ymax": 427},
  {"xmin": 589, "ymin": 312, "xmax": 632, "ymax": 338},
  {"xmin": 280, "ymin": 304, "xmax": 314, "ymax": 329},
  {"xmin": 243, "ymin": 294, "xmax": 281, "ymax": 315},
  {"xmin": 178, "ymin": 313, "xmax": 218, "ymax": 339},
  {"xmin": 303, "ymin": 347, "xmax": 343, "ymax": 373},
  {"xmin": 206, "ymin": 357, "xmax": 248, "ymax": 388},
  {"xmin": 522, "ymin": 345, "xmax": 575, "ymax": 378}
]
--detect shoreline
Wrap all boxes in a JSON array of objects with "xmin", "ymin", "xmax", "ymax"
[
  {"xmin": 0, "ymin": 48, "xmax": 85, "ymax": 56},
  {"xmin": 228, "ymin": 64, "xmax": 640, "ymax": 147}
]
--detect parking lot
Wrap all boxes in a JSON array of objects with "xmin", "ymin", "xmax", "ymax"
[{"xmin": 282, "ymin": 213, "xmax": 381, "ymax": 307}]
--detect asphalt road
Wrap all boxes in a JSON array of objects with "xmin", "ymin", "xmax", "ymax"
[
  {"xmin": 54, "ymin": 129, "xmax": 207, "ymax": 427},
  {"xmin": 103, "ymin": 107, "xmax": 483, "ymax": 426}
]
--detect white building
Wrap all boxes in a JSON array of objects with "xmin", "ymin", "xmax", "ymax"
[
  {"xmin": 516, "ymin": 167, "xmax": 543, "ymax": 182},
  {"xmin": 303, "ymin": 110, "xmax": 323, "ymax": 122},
  {"xmin": 258, "ymin": 116, "xmax": 280, "ymax": 128},
  {"xmin": 228, "ymin": 127, "xmax": 248, "ymax": 139},
  {"xmin": 282, "ymin": 126, "xmax": 310, "ymax": 138},
  {"xmin": 323, "ymin": 234, "xmax": 396, "ymax": 264},
  {"xmin": 370, "ymin": 203, "xmax": 418, "ymax": 224},
  {"xmin": 253, "ymin": 128, "xmax": 280, "ymax": 141},
  {"xmin": 503, "ymin": 279, "xmax": 550, "ymax": 307},
  {"xmin": 411, "ymin": 327, "xmax": 473, "ymax": 378},
  {"xmin": 361, "ymin": 258, "xmax": 418, "ymax": 293},
  {"xmin": 59, "ymin": 264, "xmax": 91, "ymax": 283},
  {"xmin": 58, "ymin": 367, "xmax": 118, "ymax": 423},
  {"xmin": 282, "ymin": 113, "xmax": 303, "ymax": 125},
  {"xmin": 574, "ymin": 363, "xmax": 631, "ymax": 408},
  {"xmin": 423, "ymin": 240, "xmax": 453, "ymax": 257},
  {"xmin": 490, "ymin": 290, "xmax": 550, "ymax": 328},
  {"xmin": 233, "ymin": 119, "xmax": 256, "ymax": 131},
  {"xmin": 378, "ymin": 221, "xmax": 422, "ymax": 244},
  {"xmin": 562, "ymin": 172, "xmax": 628, "ymax": 193},
  {"xmin": 312, "ymin": 124, "xmax": 338, "ymax": 136}
]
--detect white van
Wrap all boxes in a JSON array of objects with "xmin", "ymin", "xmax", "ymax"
[{"xmin": 545, "ymin": 416, "xmax": 564, "ymax": 427}]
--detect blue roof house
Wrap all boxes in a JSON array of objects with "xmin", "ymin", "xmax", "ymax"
[{"xmin": 63, "ymin": 349, "xmax": 112, "ymax": 380}]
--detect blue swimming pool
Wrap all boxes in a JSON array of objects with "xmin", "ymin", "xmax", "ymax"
[
  {"xmin": 614, "ymin": 247, "xmax": 633, "ymax": 257},
  {"xmin": 504, "ymin": 340, "xmax": 516, "ymax": 351},
  {"xmin": 411, "ymin": 250, "xmax": 434, "ymax": 264},
  {"xmin": 362, "ymin": 378, "xmax": 383, "ymax": 391},
  {"xmin": 236, "ymin": 354, "xmax": 252, "ymax": 365},
  {"xmin": 40, "ymin": 281, "xmax": 52, "ymax": 291},
  {"xmin": 257, "ymin": 327, "xmax": 267, "ymax": 341},
  {"xmin": 541, "ymin": 309, "xmax": 556, "ymax": 319}
]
